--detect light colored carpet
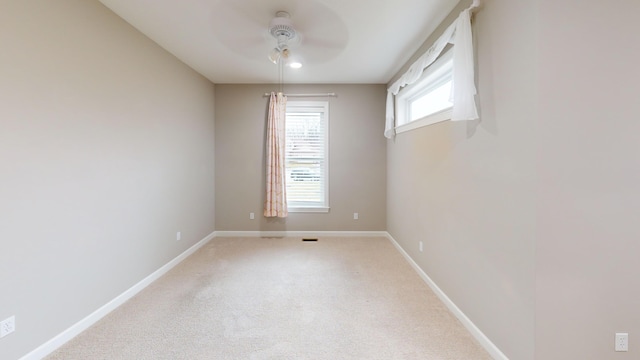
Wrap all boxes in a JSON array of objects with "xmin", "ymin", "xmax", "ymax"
[{"xmin": 47, "ymin": 237, "xmax": 492, "ymax": 359}]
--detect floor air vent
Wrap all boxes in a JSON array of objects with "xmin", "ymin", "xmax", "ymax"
[{"xmin": 302, "ymin": 238, "xmax": 318, "ymax": 242}]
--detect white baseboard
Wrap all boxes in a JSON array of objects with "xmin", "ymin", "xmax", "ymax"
[
  {"xmin": 214, "ymin": 230, "xmax": 389, "ymax": 238},
  {"xmin": 385, "ymin": 233, "xmax": 508, "ymax": 360},
  {"xmin": 20, "ymin": 231, "xmax": 216, "ymax": 360}
]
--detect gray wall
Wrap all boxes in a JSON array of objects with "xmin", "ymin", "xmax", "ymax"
[
  {"xmin": 0, "ymin": 1, "xmax": 216, "ymax": 359},
  {"xmin": 389, "ymin": 0, "xmax": 640, "ymax": 359},
  {"xmin": 386, "ymin": 1, "xmax": 536, "ymax": 359},
  {"xmin": 536, "ymin": 0, "xmax": 640, "ymax": 359},
  {"xmin": 215, "ymin": 84, "xmax": 386, "ymax": 232}
]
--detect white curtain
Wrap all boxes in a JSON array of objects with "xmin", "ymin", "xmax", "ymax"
[
  {"xmin": 264, "ymin": 92, "xmax": 288, "ymax": 218},
  {"xmin": 385, "ymin": 1, "xmax": 480, "ymax": 139},
  {"xmin": 450, "ymin": 7, "xmax": 478, "ymax": 121}
]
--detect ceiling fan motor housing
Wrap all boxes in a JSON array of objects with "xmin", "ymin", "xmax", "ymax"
[{"xmin": 269, "ymin": 11, "xmax": 296, "ymax": 45}]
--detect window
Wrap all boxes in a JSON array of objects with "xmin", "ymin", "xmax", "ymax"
[
  {"xmin": 285, "ymin": 101, "xmax": 329, "ymax": 212},
  {"xmin": 396, "ymin": 49, "xmax": 453, "ymax": 133}
]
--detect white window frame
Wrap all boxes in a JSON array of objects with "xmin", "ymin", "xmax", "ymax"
[
  {"xmin": 285, "ymin": 101, "xmax": 329, "ymax": 213},
  {"xmin": 395, "ymin": 49, "xmax": 453, "ymax": 134}
]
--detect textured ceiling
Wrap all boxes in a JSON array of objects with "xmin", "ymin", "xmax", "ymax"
[{"xmin": 99, "ymin": 0, "xmax": 460, "ymax": 84}]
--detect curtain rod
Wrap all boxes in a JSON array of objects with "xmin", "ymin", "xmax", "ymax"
[{"xmin": 263, "ymin": 92, "xmax": 337, "ymax": 97}]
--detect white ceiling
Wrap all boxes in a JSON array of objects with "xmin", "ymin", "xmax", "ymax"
[{"xmin": 98, "ymin": 0, "xmax": 459, "ymax": 84}]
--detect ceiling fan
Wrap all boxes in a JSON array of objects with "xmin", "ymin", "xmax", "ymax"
[
  {"xmin": 267, "ymin": 11, "xmax": 301, "ymax": 68},
  {"xmin": 210, "ymin": 0, "xmax": 349, "ymax": 68}
]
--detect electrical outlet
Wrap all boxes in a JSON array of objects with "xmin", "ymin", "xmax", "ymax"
[
  {"xmin": 353, "ymin": 212, "xmax": 359, "ymax": 220},
  {"xmin": 176, "ymin": 232, "xmax": 181, "ymax": 241},
  {"xmin": 0, "ymin": 316, "xmax": 15, "ymax": 338},
  {"xmin": 419, "ymin": 241, "xmax": 423, "ymax": 252},
  {"xmin": 250, "ymin": 212, "xmax": 255, "ymax": 220},
  {"xmin": 615, "ymin": 333, "xmax": 629, "ymax": 352}
]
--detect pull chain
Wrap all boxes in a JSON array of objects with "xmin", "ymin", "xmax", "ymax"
[{"xmin": 278, "ymin": 58, "xmax": 284, "ymax": 94}]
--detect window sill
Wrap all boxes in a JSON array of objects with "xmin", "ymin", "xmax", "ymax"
[
  {"xmin": 395, "ymin": 108, "xmax": 452, "ymax": 135},
  {"xmin": 288, "ymin": 207, "xmax": 330, "ymax": 213}
]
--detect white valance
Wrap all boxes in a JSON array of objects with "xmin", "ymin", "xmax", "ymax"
[{"xmin": 385, "ymin": 1, "xmax": 480, "ymax": 139}]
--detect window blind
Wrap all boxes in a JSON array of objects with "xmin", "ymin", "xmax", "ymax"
[{"xmin": 285, "ymin": 102, "xmax": 328, "ymax": 210}]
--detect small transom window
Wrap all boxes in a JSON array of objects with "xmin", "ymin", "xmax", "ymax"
[{"xmin": 396, "ymin": 49, "xmax": 453, "ymax": 133}]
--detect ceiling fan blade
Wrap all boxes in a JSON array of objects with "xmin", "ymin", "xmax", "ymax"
[
  {"xmin": 285, "ymin": 1, "xmax": 349, "ymax": 63},
  {"xmin": 209, "ymin": 0, "xmax": 281, "ymax": 58}
]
